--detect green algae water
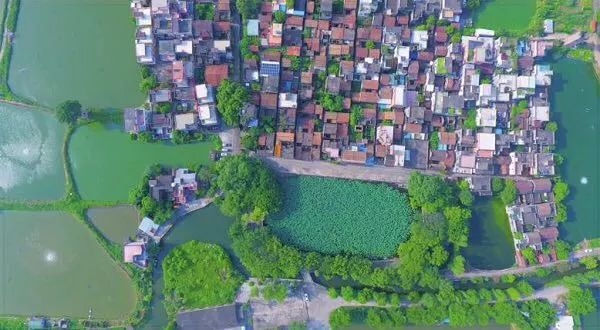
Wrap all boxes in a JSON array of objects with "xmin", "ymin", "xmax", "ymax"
[
  {"xmin": 8, "ymin": 0, "xmax": 143, "ymax": 108},
  {"xmin": 143, "ymin": 205, "xmax": 236, "ymax": 328},
  {"xmin": 0, "ymin": 211, "xmax": 136, "ymax": 319},
  {"xmin": 0, "ymin": 103, "xmax": 65, "ymax": 200},
  {"xmin": 472, "ymin": 0, "xmax": 536, "ymax": 34},
  {"xmin": 464, "ymin": 197, "xmax": 515, "ymax": 270},
  {"xmin": 551, "ymin": 58, "xmax": 600, "ymax": 242},
  {"xmin": 69, "ymin": 122, "xmax": 212, "ymax": 202},
  {"xmin": 87, "ymin": 205, "xmax": 140, "ymax": 244}
]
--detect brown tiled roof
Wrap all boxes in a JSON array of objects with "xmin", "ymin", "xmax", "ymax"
[
  {"xmin": 337, "ymin": 112, "xmax": 350, "ymax": 123},
  {"xmin": 362, "ymin": 79, "xmax": 379, "ymax": 91},
  {"xmin": 380, "ymin": 74, "xmax": 390, "ymax": 85},
  {"xmin": 397, "ymin": 15, "xmax": 409, "ymax": 25},
  {"xmin": 307, "ymin": 0, "xmax": 315, "ymax": 13},
  {"xmin": 329, "ymin": 44, "xmax": 350, "ymax": 56},
  {"xmin": 301, "ymin": 71, "xmax": 313, "ymax": 84},
  {"xmin": 383, "ymin": 16, "xmax": 396, "ymax": 27},
  {"xmin": 261, "ymin": 2, "xmax": 272, "ymax": 13},
  {"xmin": 355, "ymin": 47, "xmax": 368, "ymax": 59},
  {"xmin": 356, "ymin": 27, "xmax": 369, "ymax": 40},
  {"xmin": 305, "ymin": 19, "xmax": 318, "ymax": 28},
  {"xmin": 260, "ymin": 92, "xmax": 278, "ymax": 108},
  {"xmin": 417, "ymin": 51, "xmax": 434, "ymax": 62},
  {"xmin": 344, "ymin": 0, "xmax": 357, "ymax": 9},
  {"xmin": 318, "ymin": 20, "xmax": 330, "ymax": 30},
  {"xmin": 344, "ymin": 13, "xmax": 356, "ymax": 28},
  {"xmin": 263, "ymin": 50, "xmax": 281, "ymax": 61},
  {"xmin": 408, "ymin": 61, "xmax": 419, "ymax": 78},
  {"xmin": 369, "ymin": 28, "xmax": 382, "ymax": 41},
  {"xmin": 286, "ymin": 16, "xmax": 304, "ymax": 27},
  {"xmin": 276, "ymin": 132, "xmax": 295, "ymax": 142},
  {"xmin": 353, "ymin": 91, "xmax": 378, "ymax": 104},
  {"xmin": 539, "ymin": 227, "xmax": 559, "ymax": 242},
  {"xmin": 435, "ymin": 45, "xmax": 448, "ymax": 57},
  {"xmin": 331, "ymin": 27, "xmax": 344, "ymax": 40},
  {"xmin": 368, "ymin": 49, "xmax": 380, "ymax": 58},
  {"xmin": 341, "ymin": 150, "xmax": 367, "ymax": 163},
  {"xmin": 204, "ymin": 64, "xmax": 229, "ymax": 86},
  {"xmin": 287, "ymin": 46, "xmax": 301, "ymax": 56},
  {"xmin": 379, "ymin": 86, "xmax": 393, "ymax": 99},
  {"xmin": 435, "ymin": 27, "xmax": 448, "ymax": 43},
  {"xmin": 439, "ymin": 132, "xmax": 457, "ymax": 145},
  {"xmin": 404, "ymin": 123, "xmax": 422, "ymax": 133}
]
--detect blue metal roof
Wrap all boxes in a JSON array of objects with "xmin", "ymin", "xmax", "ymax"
[{"xmin": 260, "ymin": 61, "xmax": 280, "ymax": 76}]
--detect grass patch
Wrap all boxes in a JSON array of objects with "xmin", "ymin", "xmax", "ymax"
[
  {"xmin": 268, "ymin": 176, "xmax": 412, "ymax": 258},
  {"xmin": 472, "ymin": 0, "xmax": 536, "ymax": 34}
]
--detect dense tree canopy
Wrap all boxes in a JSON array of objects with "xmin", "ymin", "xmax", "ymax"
[
  {"xmin": 567, "ymin": 287, "xmax": 597, "ymax": 316},
  {"xmin": 56, "ymin": 100, "xmax": 82, "ymax": 125},
  {"xmin": 216, "ymin": 79, "xmax": 249, "ymax": 126},
  {"xmin": 214, "ymin": 155, "xmax": 281, "ymax": 221},
  {"xmin": 162, "ymin": 241, "xmax": 242, "ymax": 315},
  {"xmin": 407, "ymin": 172, "xmax": 455, "ymax": 213}
]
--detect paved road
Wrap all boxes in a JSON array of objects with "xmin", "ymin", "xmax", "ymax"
[
  {"xmin": 455, "ymin": 247, "xmax": 600, "ymax": 279},
  {"xmin": 262, "ymin": 157, "xmax": 528, "ymax": 185}
]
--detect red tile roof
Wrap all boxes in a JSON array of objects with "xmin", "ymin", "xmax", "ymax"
[{"xmin": 204, "ymin": 64, "xmax": 229, "ymax": 86}]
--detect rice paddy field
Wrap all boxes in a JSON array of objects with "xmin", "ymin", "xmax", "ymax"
[
  {"xmin": 268, "ymin": 176, "xmax": 412, "ymax": 258},
  {"xmin": 472, "ymin": 0, "xmax": 536, "ymax": 34}
]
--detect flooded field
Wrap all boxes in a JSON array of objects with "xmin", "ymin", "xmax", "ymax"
[{"xmin": 87, "ymin": 205, "xmax": 140, "ymax": 244}]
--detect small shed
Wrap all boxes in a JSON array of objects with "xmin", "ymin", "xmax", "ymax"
[{"xmin": 246, "ymin": 19, "xmax": 259, "ymax": 36}]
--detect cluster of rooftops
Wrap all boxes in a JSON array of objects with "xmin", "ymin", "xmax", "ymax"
[
  {"xmin": 128, "ymin": 0, "xmax": 559, "ymax": 183},
  {"xmin": 129, "ymin": 0, "xmax": 234, "ymax": 138}
]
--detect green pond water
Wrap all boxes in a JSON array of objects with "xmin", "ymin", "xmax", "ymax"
[
  {"xmin": 8, "ymin": 0, "xmax": 143, "ymax": 108},
  {"xmin": 0, "ymin": 103, "xmax": 65, "ymax": 200},
  {"xmin": 0, "ymin": 210, "xmax": 136, "ymax": 319},
  {"xmin": 87, "ymin": 205, "xmax": 140, "ymax": 244},
  {"xmin": 143, "ymin": 205, "xmax": 237, "ymax": 328},
  {"xmin": 551, "ymin": 58, "xmax": 600, "ymax": 242},
  {"xmin": 69, "ymin": 122, "xmax": 212, "ymax": 202},
  {"xmin": 463, "ymin": 197, "xmax": 516, "ymax": 270},
  {"xmin": 472, "ymin": 0, "xmax": 536, "ymax": 34}
]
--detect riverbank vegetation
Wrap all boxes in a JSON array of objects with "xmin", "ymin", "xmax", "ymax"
[
  {"xmin": 0, "ymin": 0, "xmax": 23, "ymax": 102},
  {"xmin": 162, "ymin": 241, "xmax": 243, "ymax": 317},
  {"xmin": 331, "ymin": 298, "xmax": 557, "ymax": 330},
  {"xmin": 269, "ymin": 176, "xmax": 412, "ymax": 258}
]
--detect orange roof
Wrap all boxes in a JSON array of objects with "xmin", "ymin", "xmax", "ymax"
[
  {"xmin": 276, "ymin": 132, "xmax": 295, "ymax": 142},
  {"xmin": 204, "ymin": 64, "xmax": 229, "ymax": 86}
]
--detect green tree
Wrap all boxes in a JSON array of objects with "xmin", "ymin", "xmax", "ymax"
[
  {"xmin": 320, "ymin": 93, "xmax": 344, "ymax": 112},
  {"xmin": 407, "ymin": 172, "xmax": 455, "ymax": 213},
  {"xmin": 162, "ymin": 241, "xmax": 243, "ymax": 315},
  {"xmin": 328, "ymin": 287, "xmax": 339, "ymax": 299},
  {"xmin": 545, "ymin": 121, "xmax": 558, "ymax": 132},
  {"xmin": 55, "ymin": 100, "xmax": 82, "ymax": 125},
  {"xmin": 172, "ymin": 130, "xmax": 191, "ymax": 144},
  {"xmin": 214, "ymin": 155, "xmax": 281, "ymax": 220},
  {"xmin": 340, "ymin": 286, "xmax": 355, "ymax": 301},
  {"xmin": 236, "ymin": 0, "xmax": 262, "ymax": 20},
  {"xmin": 553, "ymin": 178, "xmax": 569, "ymax": 203},
  {"xmin": 357, "ymin": 288, "xmax": 373, "ymax": 303},
  {"xmin": 463, "ymin": 109, "xmax": 477, "ymax": 129},
  {"xmin": 216, "ymin": 79, "xmax": 249, "ymax": 126},
  {"xmin": 465, "ymin": 0, "xmax": 480, "ymax": 10},
  {"xmin": 500, "ymin": 179, "xmax": 516, "ymax": 205},
  {"xmin": 365, "ymin": 40, "xmax": 376, "ymax": 49},
  {"xmin": 516, "ymin": 281, "xmax": 534, "ymax": 296},
  {"xmin": 491, "ymin": 177, "xmax": 505, "ymax": 194},
  {"xmin": 555, "ymin": 240, "xmax": 571, "ymax": 260},
  {"xmin": 429, "ymin": 132, "xmax": 440, "ymax": 150},
  {"xmin": 444, "ymin": 206, "xmax": 471, "ymax": 249},
  {"xmin": 273, "ymin": 11, "xmax": 286, "ymax": 23},
  {"xmin": 581, "ymin": 256, "xmax": 598, "ymax": 270},
  {"xmin": 262, "ymin": 282, "xmax": 288, "ymax": 302},
  {"xmin": 450, "ymin": 255, "xmax": 466, "ymax": 275},
  {"xmin": 140, "ymin": 74, "xmax": 158, "ymax": 93},
  {"xmin": 521, "ymin": 247, "xmax": 537, "ymax": 265},
  {"xmin": 329, "ymin": 308, "xmax": 351, "ymax": 329},
  {"xmin": 522, "ymin": 299, "xmax": 557, "ymax": 329},
  {"xmin": 567, "ymin": 287, "xmax": 597, "ymax": 316}
]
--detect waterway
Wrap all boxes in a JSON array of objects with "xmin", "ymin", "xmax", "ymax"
[
  {"xmin": 0, "ymin": 210, "xmax": 136, "ymax": 319},
  {"xmin": 551, "ymin": 58, "xmax": 600, "ymax": 242},
  {"xmin": 463, "ymin": 197, "xmax": 516, "ymax": 270},
  {"xmin": 8, "ymin": 0, "xmax": 143, "ymax": 108},
  {"xmin": 143, "ymin": 205, "xmax": 236, "ymax": 328},
  {"xmin": 0, "ymin": 103, "xmax": 65, "ymax": 200},
  {"xmin": 69, "ymin": 122, "xmax": 213, "ymax": 202},
  {"xmin": 87, "ymin": 205, "xmax": 140, "ymax": 244}
]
